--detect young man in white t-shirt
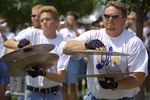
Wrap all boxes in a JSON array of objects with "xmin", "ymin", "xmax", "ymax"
[
  {"xmin": 4, "ymin": 6, "xmax": 70, "ymax": 100},
  {"xmin": 63, "ymin": 1, "xmax": 148, "ymax": 100}
]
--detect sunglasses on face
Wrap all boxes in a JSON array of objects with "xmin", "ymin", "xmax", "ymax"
[
  {"xmin": 0, "ymin": 21, "xmax": 5, "ymax": 24},
  {"xmin": 104, "ymin": 14, "xmax": 120, "ymax": 20},
  {"xmin": 31, "ymin": 15, "xmax": 38, "ymax": 18}
]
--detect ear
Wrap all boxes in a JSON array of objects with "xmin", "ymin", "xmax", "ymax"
[
  {"xmin": 122, "ymin": 18, "xmax": 127, "ymax": 24},
  {"xmin": 55, "ymin": 20, "xmax": 59, "ymax": 27}
]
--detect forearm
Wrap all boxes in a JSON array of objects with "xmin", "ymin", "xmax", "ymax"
[
  {"xmin": 74, "ymin": 29, "xmax": 80, "ymax": 37},
  {"xmin": 4, "ymin": 38, "xmax": 19, "ymax": 49},
  {"xmin": 63, "ymin": 40, "xmax": 86, "ymax": 55},
  {"xmin": 45, "ymin": 70, "xmax": 66, "ymax": 83},
  {"xmin": 1, "ymin": 32, "xmax": 7, "ymax": 42},
  {"xmin": 117, "ymin": 72, "xmax": 145, "ymax": 89}
]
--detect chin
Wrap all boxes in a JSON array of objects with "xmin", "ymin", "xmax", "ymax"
[{"xmin": 106, "ymin": 26, "xmax": 114, "ymax": 30}]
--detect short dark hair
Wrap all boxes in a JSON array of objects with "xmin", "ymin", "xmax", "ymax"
[{"xmin": 66, "ymin": 11, "xmax": 78, "ymax": 20}]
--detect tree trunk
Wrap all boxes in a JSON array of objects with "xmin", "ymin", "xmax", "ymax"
[
  {"xmin": 135, "ymin": 4, "xmax": 144, "ymax": 41},
  {"xmin": 135, "ymin": 4, "xmax": 145, "ymax": 100}
]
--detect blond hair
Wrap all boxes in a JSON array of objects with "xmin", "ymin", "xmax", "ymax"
[
  {"xmin": 32, "ymin": 4, "xmax": 44, "ymax": 12},
  {"xmin": 39, "ymin": 6, "xmax": 59, "ymax": 20},
  {"xmin": 105, "ymin": 1, "xmax": 127, "ymax": 18},
  {"xmin": 128, "ymin": 12, "xmax": 137, "ymax": 19}
]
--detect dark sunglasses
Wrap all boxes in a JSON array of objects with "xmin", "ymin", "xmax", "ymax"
[
  {"xmin": 0, "ymin": 21, "xmax": 5, "ymax": 24},
  {"xmin": 31, "ymin": 15, "xmax": 38, "ymax": 17},
  {"xmin": 104, "ymin": 14, "xmax": 120, "ymax": 20}
]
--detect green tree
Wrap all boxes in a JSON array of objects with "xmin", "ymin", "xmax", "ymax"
[{"xmin": 0, "ymin": 0, "xmax": 94, "ymax": 33}]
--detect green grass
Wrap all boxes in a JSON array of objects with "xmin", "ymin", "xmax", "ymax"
[{"xmin": 12, "ymin": 96, "xmax": 17, "ymax": 100}]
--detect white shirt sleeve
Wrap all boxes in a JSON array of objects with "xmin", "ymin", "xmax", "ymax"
[{"xmin": 127, "ymin": 37, "xmax": 148, "ymax": 76}]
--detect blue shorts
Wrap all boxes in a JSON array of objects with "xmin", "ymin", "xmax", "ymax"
[
  {"xmin": 0, "ymin": 59, "xmax": 11, "ymax": 84},
  {"xmin": 78, "ymin": 58, "xmax": 87, "ymax": 81},
  {"xmin": 63, "ymin": 56, "xmax": 80, "ymax": 84}
]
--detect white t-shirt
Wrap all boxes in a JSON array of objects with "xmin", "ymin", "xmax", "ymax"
[
  {"xmin": 15, "ymin": 29, "xmax": 70, "ymax": 88},
  {"xmin": 127, "ymin": 28, "xmax": 136, "ymax": 35},
  {"xmin": 17, "ymin": 26, "xmax": 41, "ymax": 36},
  {"xmin": 57, "ymin": 28, "xmax": 85, "ymax": 42},
  {"xmin": 74, "ymin": 29, "xmax": 148, "ymax": 99},
  {"xmin": 0, "ymin": 31, "xmax": 15, "ymax": 58}
]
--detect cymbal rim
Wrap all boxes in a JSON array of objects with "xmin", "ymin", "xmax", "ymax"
[
  {"xmin": 70, "ymin": 50, "xmax": 130, "ymax": 56},
  {"xmin": 78, "ymin": 72, "xmax": 134, "ymax": 78},
  {"xmin": 2, "ymin": 44, "xmax": 55, "ymax": 61}
]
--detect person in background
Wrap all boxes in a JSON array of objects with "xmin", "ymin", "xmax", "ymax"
[
  {"xmin": 16, "ymin": 4, "xmax": 43, "ymax": 36},
  {"xmin": 63, "ymin": 1, "xmax": 148, "ymax": 100},
  {"xmin": 127, "ymin": 12, "xmax": 137, "ymax": 35},
  {"xmin": 0, "ymin": 16, "xmax": 15, "ymax": 100},
  {"xmin": 143, "ymin": 17, "xmax": 150, "ymax": 100},
  {"xmin": 93, "ymin": 20, "xmax": 105, "ymax": 30},
  {"xmin": 57, "ymin": 11, "xmax": 85, "ymax": 100},
  {"xmin": 78, "ymin": 58, "xmax": 87, "ymax": 100}
]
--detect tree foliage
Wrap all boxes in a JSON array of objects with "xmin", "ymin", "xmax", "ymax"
[
  {"xmin": 0, "ymin": 0, "xmax": 94, "ymax": 31},
  {"xmin": 0, "ymin": 0, "xmax": 150, "ymax": 33}
]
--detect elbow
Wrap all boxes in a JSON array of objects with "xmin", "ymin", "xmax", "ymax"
[
  {"xmin": 4, "ymin": 40, "xmax": 9, "ymax": 48},
  {"xmin": 63, "ymin": 46, "xmax": 69, "ymax": 55},
  {"xmin": 63, "ymin": 43, "xmax": 71, "ymax": 55},
  {"xmin": 132, "ymin": 72, "xmax": 146, "ymax": 87}
]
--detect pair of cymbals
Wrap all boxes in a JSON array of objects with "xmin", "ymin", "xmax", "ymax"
[
  {"xmin": 70, "ymin": 50, "xmax": 129, "ymax": 56},
  {"xmin": 2, "ymin": 44, "xmax": 59, "ymax": 76}
]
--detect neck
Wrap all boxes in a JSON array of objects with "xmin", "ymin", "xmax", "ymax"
[
  {"xmin": 43, "ymin": 31, "xmax": 57, "ymax": 39},
  {"xmin": 34, "ymin": 26, "xmax": 41, "ymax": 29},
  {"xmin": 106, "ymin": 28, "xmax": 124, "ymax": 37}
]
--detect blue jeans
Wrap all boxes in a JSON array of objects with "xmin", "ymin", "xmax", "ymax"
[{"xmin": 24, "ymin": 89, "xmax": 62, "ymax": 100}]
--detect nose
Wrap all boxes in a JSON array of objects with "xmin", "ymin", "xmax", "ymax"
[{"xmin": 108, "ymin": 17, "xmax": 113, "ymax": 20}]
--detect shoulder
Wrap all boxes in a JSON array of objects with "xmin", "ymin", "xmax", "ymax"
[
  {"xmin": 75, "ymin": 29, "xmax": 102, "ymax": 41},
  {"xmin": 59, "ymin": 28, "xmax": 67, "ymax": 32},
  {"xmin": 124, "ymin": 29, "xmax": 142, "ymax": 43},
  {"xmin": 123, "ymin": 30, "xmax": 145, "ymax": 51}
]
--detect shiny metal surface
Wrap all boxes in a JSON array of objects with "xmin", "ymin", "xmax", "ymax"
[
  {"xmin": 6, "ymin": 53, "xmax": 59, "ymax": 76},
  {"xmin": 2, "ymin": 44, "xmax": 55, "ymax": 61}
]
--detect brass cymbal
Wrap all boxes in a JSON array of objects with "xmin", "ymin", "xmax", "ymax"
[
  {"xmin": 6, "ymin": 53, "xmax": 59, "ymax": 76},
  {"xmin": 2, "ymin": 44, "xmax": 55, "ymax": 61},
  {"xmin": 70, "ymin": 50, "xmax": 129, "ymax": 56},
  {"xmin": 78, "ymin": 72, "xmax": 134, "ymax": 78}
]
